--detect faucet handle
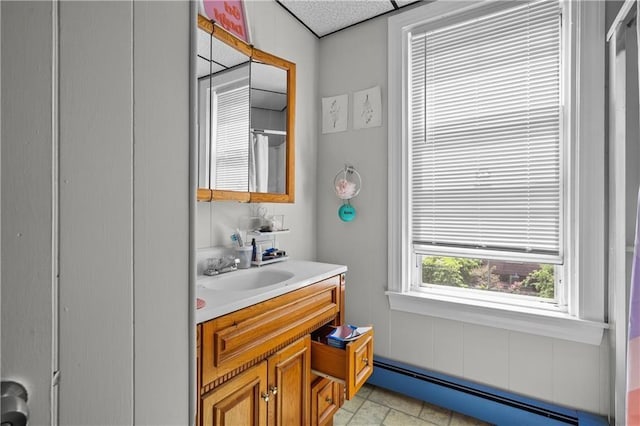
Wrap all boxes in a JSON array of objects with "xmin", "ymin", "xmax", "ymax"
[
  {"xmin": 204, "ymin": 257, "xmax": 222, "ymax": 276},
  {"xmin": 221, "ymin": 255, "xmax": 239, "ymax": 271}
]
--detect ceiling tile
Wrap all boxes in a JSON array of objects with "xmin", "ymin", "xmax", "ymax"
[{"xmin": 278, "ymin": 0, "xmax": 395, "ymax": 37}]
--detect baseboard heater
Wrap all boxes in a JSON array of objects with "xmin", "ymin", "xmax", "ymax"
[{"xmin": 368, "ymin": 357, "xmax": 608, "ymax": 426}]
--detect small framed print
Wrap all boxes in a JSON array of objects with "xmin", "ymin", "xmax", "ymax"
[
  {"xmin": 353, "ymin": 86, "xmax": 382, "ymax": 129},
  {"xmin": 322, "ymin": 94, "xmax": 349, "ymax": 134}
]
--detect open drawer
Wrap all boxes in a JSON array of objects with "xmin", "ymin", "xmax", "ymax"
[{"xmin": 310, "ymin": 325, "xmax": 374, "ymax": 400}]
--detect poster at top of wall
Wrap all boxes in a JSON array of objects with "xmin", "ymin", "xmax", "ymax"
[{"xmin": 200, "ymin": 0, "xmax": 251, "ymax": 43}]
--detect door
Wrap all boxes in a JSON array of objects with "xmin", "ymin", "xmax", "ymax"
[
  {"xmin": 201, "ymin": 361, "xmax": 268, "ymax": 426},
  {"xmin": 608, "ymin": 3, "xmax": 640, "ymax": 422},
  {"xmin": 267, "ymin": 336, "xmax": 311, "ymax": 426},
  {"xmin": 1, "ymin": 2, "xmax": 56, "ymax": 425}
]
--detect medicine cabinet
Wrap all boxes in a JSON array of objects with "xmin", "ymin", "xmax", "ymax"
[{"xmin": 196, "ymin": 15, "xmax": 296, "ymax": 203}]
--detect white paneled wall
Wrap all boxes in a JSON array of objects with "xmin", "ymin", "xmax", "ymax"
[
  {"xmin": 384, "ymin": 310, "xmax": 609, "ymax": 412},
  {"xmin": 132, "ymin": 2, "xmax": 190, "ymax": 424},
  {"xmin": 386, "ymin": 310, "xmax": 607, "ymax": 413},
  {"xmin": 388, "ymin": 311, "xmax": 434, "ymax": 368},
  {"xmin": 432, "ymin": 318, "xmax": 463, "ymax": 376},
  {"xmin": 508, "ymin": 332, "xmax": 553, "ymax": 401},
  {"xmin": 1, "ymin": 3, "xmax": 55, "ymax": 425},
  {"xmin": 58, "ymin": 3, "xmax": 135, "ymax": 422},
  {"xmin": 317, "ymin": 10, "xmax": 610, "ymax": 416},
  {"xmin": 1, "ymin": 1, "xmax": 192, "ymax": 424},
  {"xmin": 462, "ymin": 325, "xmax": 509, "ymax": 389},
  {"xmin": 552, "ymin": 339, "xmax": 603, "ymax": 410}
]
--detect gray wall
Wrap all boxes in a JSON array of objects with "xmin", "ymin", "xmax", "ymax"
[
  {"xmin": 1, "ymin": 3, "xmax": 55, "ymax": 424},
  {"xmin": 2, "ymin": 1, "xmax": 190, "ymax": 424},
  {"xmin": 196, "ymin": 0, "xmax": 319, "ymax": 263},
  {"xmin": 132, "ymin": 3, "xmax": 191, "ymax": 424},
  {"xmin": 316, "ymin": 12, "xmax": 610, "ymax": 416},
  {"xmin": 59, "ymin": 2, "xmax": 190, "ymax": 423}
]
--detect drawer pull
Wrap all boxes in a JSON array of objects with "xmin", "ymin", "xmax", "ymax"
[
  {"xmin": 269, "ymin": 386, "xmax": 278, "ymax": 395},
  {"xmin": 362, "ymin": 357, "xmax": 369, "ymax": 365},
  {"xmin": 325, "ymin": 397, "xmax": 333, "ymax": 404},
  {"xmin": 261, "ymin": 392, "xmax": 270, "ymax": 403}
]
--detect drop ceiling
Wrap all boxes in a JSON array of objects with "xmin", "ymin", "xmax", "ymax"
[{"xmin": 275, "ymin": 0, "xmax": 424, "ymax": 38}]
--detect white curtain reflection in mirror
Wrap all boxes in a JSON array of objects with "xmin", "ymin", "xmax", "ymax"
[
  {"xmin": 269, "ymin": 141, "xmax": 285, "ymax": 193},
  {"xmin": 249, "ymin": 133, "xmax": 268, "ymax": 192}
]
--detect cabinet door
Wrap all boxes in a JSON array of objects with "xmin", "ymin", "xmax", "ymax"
[
  {"xmin": 201, "ymin": 361, "xmax": 268, "ymax": 426},
  {"xmin": 267, "ymin": 336, "xmax": 311, "ymax": 426}
]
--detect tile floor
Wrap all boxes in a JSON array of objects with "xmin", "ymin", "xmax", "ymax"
[{"xmin": 334, "ymin": 384, "xmax": 493, "ymax": 426}]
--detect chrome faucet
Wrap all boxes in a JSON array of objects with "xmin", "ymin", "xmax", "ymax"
[{"xmin": 204, "ymin": 256, "xmax": 239, "ymax": 276}]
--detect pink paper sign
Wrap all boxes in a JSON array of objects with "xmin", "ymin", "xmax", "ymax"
[{"xmin": 201, "ymin": 0, "xmax": 250, "ymax": 43}]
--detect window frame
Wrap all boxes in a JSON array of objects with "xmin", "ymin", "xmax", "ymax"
[{"xmin": 387, "ymin": 0, "xmax": 607, "ymax": 345}]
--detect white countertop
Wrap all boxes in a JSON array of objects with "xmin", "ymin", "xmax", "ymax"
[{"xmin": 196, "ymin": 259, "xmax": 347, "ymax": 323}]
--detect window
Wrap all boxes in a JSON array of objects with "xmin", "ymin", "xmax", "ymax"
[
  {"xmin": 387, "ymin": 0, "xmax": 606, "ymax": 344},
  {"xmin": 410, "ymin": 1, "xmax": 563, "ymax": 307},
  {"xmin": 209, "ymin": 84, "xmax": 250, "ymax": 191}
]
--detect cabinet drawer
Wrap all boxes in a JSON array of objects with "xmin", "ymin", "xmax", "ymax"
[
  {"xmin": 311, "ymin": 378, "xmax": 339, "ymax": 426},
  {"xmin": 310, "ymin": 327, "xmax": 374, "ymax": 400}
]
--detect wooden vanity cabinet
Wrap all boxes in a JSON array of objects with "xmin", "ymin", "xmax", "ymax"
[{"xmin": 197, "ymin": 273, "xmax": 372, "ymax": 426}]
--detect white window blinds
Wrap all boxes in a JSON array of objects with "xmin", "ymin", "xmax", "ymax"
[
  {"xmin": 211, "ymin": 85, "xmax": 250, "ymax": 191},
  {"xmin": 409, "ymin": 0, "xmax": 562, "ymax": 262}
]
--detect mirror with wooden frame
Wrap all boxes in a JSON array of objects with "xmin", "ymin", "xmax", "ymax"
[{"xmin": 196, "ymin": 15, "xmax": 296, "ymax": 203}]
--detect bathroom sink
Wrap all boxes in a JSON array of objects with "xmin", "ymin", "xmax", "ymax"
[{"xmin": 200, "ymin": 269, "xmax": 294, "ymax": 292}]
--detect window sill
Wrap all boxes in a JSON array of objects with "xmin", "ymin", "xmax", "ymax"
[{"xmin": 386, "ymin": 290, "xmax": 607, "ymax": 345}]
